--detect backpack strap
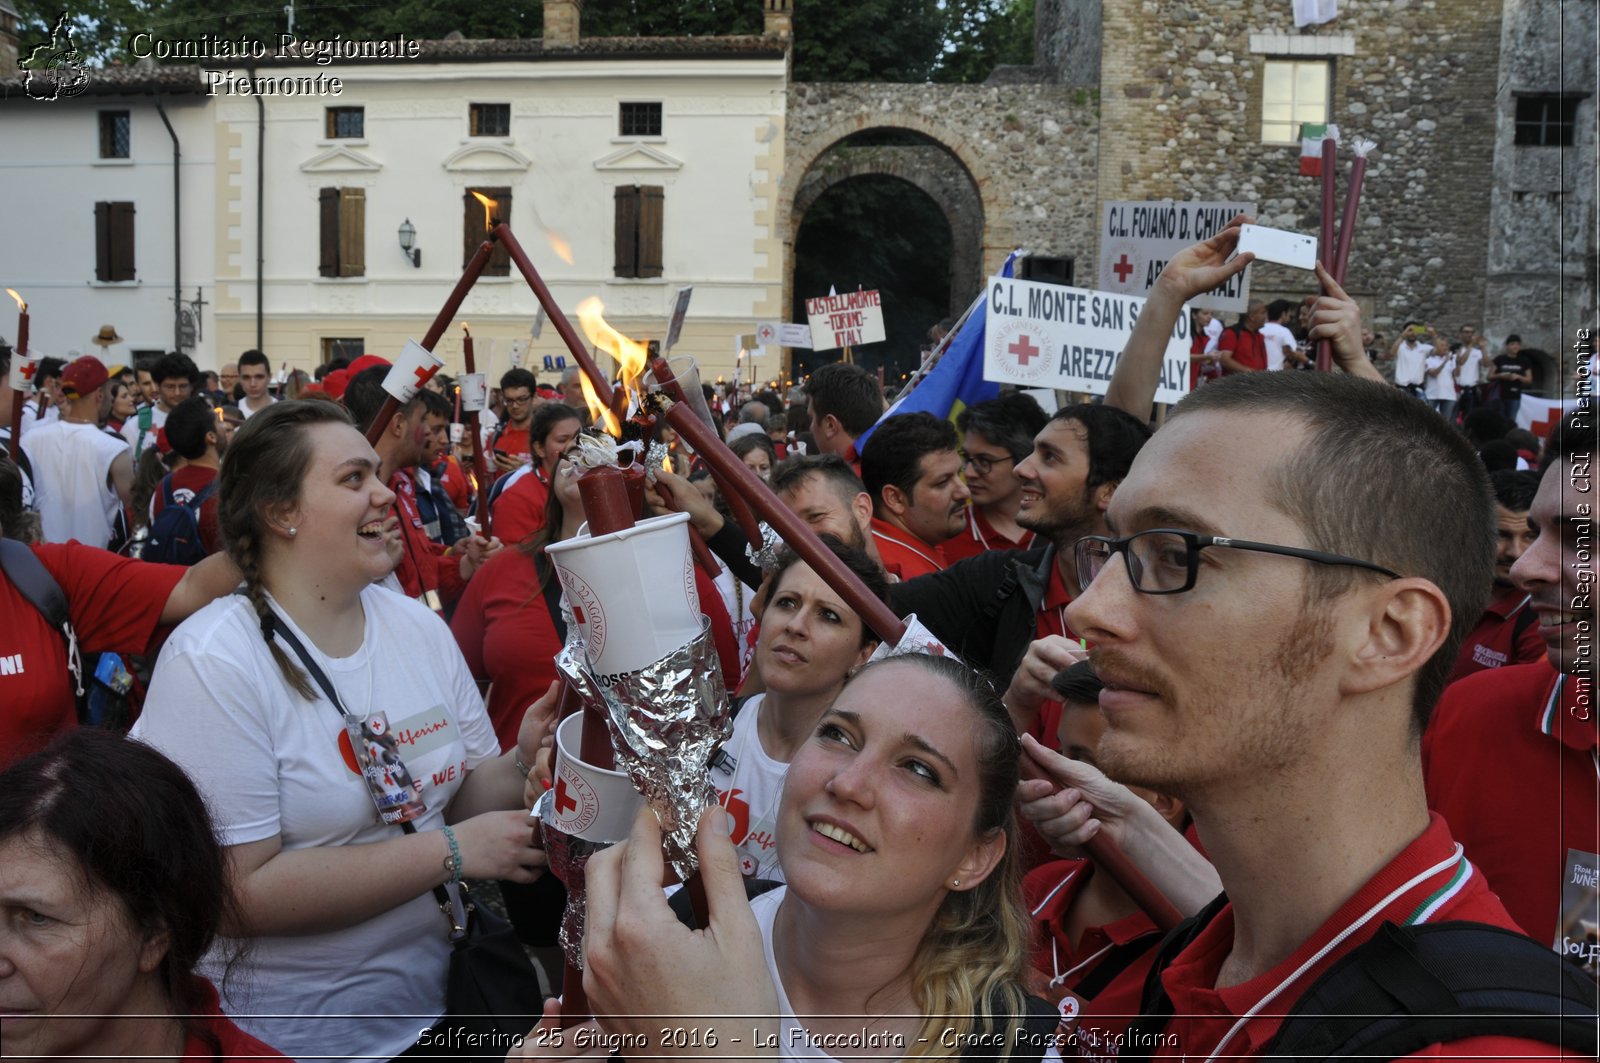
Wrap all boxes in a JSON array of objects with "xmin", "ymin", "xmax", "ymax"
[
  {"xmin": 0, "ymin": 538, "xmax": 84, "ymax": 696},
  {"xmin": 1267, "ymin": 920, "xmax": 1599, "ymax": 1061},
  {"xmin": 1117, "ymin": 891, "xmax": 1232, "ymax": 1063}
]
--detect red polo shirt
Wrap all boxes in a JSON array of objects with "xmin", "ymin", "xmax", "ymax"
[
  {"xmin": 1149, "ymin": 814, "xmax": 1565, "ymax": 1059},
  {"xmin": 940, "ymin": 505, "xmax": 1036, "ymax": 563},
  {"xmin": 489, "ymin": 424, "xmax": 533, "ymax": 476},
  {"xmin": 1024, "ymin": 859, "xmax": 1159, "ymax": 1060},
  {"xmin": 1219, "ymin": 325, "xmax": 1267, "ymax": 373},
  {"xmin": 1029, "ymin": 556, "xmax": 1082, "ymax": 748},
  {"xmin": 1423, "ymin": 661, "xmax": 1598, "ymax": 946},
  {"xmin": 870, "ymin": 517, "xmax": 946, "ymax": 581},
  {"xmin": 1, "ymin": 542, "xmax": 184, "ymax": 767},
  {"xmin": 1446, "ymin": 589, "xmax": 1545, "ymax": 684},
  {"xmin": 490, "ymin": 465, "xmax": 551, "ymax": 545},
  {"xmin": 389, "ymin": 469, "xmax": 466, "ymax": 609}
]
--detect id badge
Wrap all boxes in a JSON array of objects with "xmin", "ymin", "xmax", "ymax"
[{"xmin": 344, "ymin": 711, "xmax": 427, "ymax": 825}]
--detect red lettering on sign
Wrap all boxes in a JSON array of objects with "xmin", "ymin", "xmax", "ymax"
[{"xmin": 1009, "ymin": 335, "xmax": 1040, "ymax": 367}]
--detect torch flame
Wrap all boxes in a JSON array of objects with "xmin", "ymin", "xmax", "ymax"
[
  {"xmin": 576, "ymin": 296, "xmax": 651, "ymax": 438},
  {"xmin": 545, "ymin": 231, "xmax": 575, "ymax": 266},
  {"xmin": 470, "ymin": 191, "xmax": 498, "ymax": 232},
  {"xmin": 5, "ymin": 289, "xmax": 24, "ymax": 313}
]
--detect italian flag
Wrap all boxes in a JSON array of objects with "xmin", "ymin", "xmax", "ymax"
[{"xmin": 1299, "ymin": 123, "xmax": 1339, "ymax": 176}]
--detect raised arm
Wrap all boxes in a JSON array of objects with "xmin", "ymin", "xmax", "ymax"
[{"xmin": 1104, "ymin": 214, "xmax": 1255, "ymax": 419}]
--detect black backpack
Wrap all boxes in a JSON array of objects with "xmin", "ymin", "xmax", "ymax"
[
  {"xmin": 144, "ymin": 476, "xmax": 217, "ymax": 565},
  {"xmin": 1120, "ymin": 893, "xmax": 1598, "ymax": 1062}
]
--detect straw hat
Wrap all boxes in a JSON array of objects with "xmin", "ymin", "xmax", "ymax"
[{"xmin": 91, "ymin": 325, "xmax": 124, "ymax": 347}]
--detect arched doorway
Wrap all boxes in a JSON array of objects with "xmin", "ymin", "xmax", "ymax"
[{"xmin": 785, "ymin": 126, "xmax": 986, "ymax": 382}]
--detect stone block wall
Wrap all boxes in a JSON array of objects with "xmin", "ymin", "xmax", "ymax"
[{"xmin": 1096, "ymin": 0, "xmax": 1505, "ymax": 334}]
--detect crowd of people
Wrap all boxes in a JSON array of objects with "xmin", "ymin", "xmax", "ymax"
[{"xmin": 1, "ymin": 216, "xmax": 1594, "ymax": 1063}]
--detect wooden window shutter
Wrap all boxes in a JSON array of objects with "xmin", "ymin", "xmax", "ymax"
[
  {"xmin": 319, "ymin": 188, "xmax": 340, "ymax": 277},
  {"xmin": 638, "ymin": 186, "xmax": 664, "ymax": 279},
  {"xmin": 613, "ymin": 185, "xmax": 639, "ymax": 278},
  {"xmin": 109, "ymin": 201, "xmax": 136, "ymax": 281},
  {"xmin": 488, "ymin": 187, "xmax": 510, "ymax": 276},
  {"xmin": 464, "ymin": 187, "xmax": 512, "ymax": 274},
  {"xmin": 338, "ymin": 187, "xmax": 365, "ymax": 277},
  {"xmin": 95, "ymin": 201, "xmax": 113, "ymax": 281}
]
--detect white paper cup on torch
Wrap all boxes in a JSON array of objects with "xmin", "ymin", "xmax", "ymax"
[
  {"xmin": 549, "ymin": 713, "xmax": 643, "ymax": 843},
  {"xmin": 457, "ymin": 372, "xmax": 487, "ymax": 412},
  {"xmin": 382, "ymin": 339, "xmax": 446, "ymax": 403},
  {"xmin": 545, "ymin": 510, "xmax": 701, "ymax": 678}
]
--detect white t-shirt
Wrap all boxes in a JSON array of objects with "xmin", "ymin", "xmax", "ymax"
[
  {"xmin": 121, "ymin": 403, "xmax": 167, "ymax": 455},
  {"xmin": 238, "ymin": 392, "xmax": 277, "ymax": 418},
  {"xmin": 1456, "ymin": 346, "xmax": 1484, "ymax": 387},
  {"xmin": 21, "ymin": 420, "xmax": 128, "ymax": 548},
  {"xmin": 1394, "ymin": 340, "xmax": 1430, "ymax": 387},
  {"xmin": 1425, "ymin": 352, "xmax": 1458, "ymax": 401},
  {"xmin": 749, "ymin": 888, "xmax": 1059, "ymax": 1062},
  {"xmin": 131, "ymin": 585, "xmax": 499, "ymax": 1063},
  {"xmin": 710, "ymin": 694, "xmax": 788, "ymax": 882},
  {"xmin": 1260, "ymin": 322, "xmax": 1297, "ymax": 371},
  {"xmin": 1204, "ymin": 316, "xmax": 1223, "ymax": 353},
  {"xmin": 18, "ymin": 400, "xmax": 57, "ymax": 437}
]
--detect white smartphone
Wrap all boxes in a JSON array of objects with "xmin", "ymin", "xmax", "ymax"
[{"xmin": 1236, "ymin": 224, "xmax": 1319, "ymax": 271}]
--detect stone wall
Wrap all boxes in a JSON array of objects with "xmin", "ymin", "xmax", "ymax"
[
  {"xmin": 784, "ymin": 81, "xmax": 1100, "ymax": 316},
  {"xmin": 1096, "ymin": 0, "xmax": 1505, "ymax": 335},
  {"xmin": 1483, "ymin": 0, "xmax": 1596, "ymax": 374}
]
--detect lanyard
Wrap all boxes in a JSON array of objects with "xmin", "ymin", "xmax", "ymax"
[{"xmin": 1203, "ymin": 845, "xmax": 1467, "ymax": 1063}]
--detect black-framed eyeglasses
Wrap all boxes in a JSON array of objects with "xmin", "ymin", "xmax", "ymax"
[
  {"xmin": 1073, "ymin": 528, "xmax": 1402, "ymax": 595},
  {"xmin": 503, "ymin": 393, "xmax": 533, "ymax": 407},
  {"xmin": 959, "ymin": 450, "xmax": 1015, "ymax": 476}
]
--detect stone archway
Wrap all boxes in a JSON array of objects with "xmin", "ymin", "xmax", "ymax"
[{"xmin": 793, "ymin": 144, "xmax": 984, "ymax": 319}]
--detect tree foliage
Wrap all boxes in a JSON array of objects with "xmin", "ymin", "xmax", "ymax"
[{"xmin": 933, "ymin": 0, "xmax": 1035, "ymax": 83}]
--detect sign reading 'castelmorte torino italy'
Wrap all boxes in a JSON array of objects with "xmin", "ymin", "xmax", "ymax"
[
  {"xmin": 805, "ymin": 289, "xmax": 886, "ymax": 352},
  {"xmin": 983, "ymin": 276, "xmax": 1193, "ymax": 406}
]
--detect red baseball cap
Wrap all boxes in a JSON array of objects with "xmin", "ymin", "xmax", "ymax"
[
  {"xmin": 347, "ymin": 354, "xmax": 392, "ymax": 376},
  {"xmin": 59, "ymin": 356, "xmax": 109, "ymax": 398},
  {"xmin": 321, "ymin": 367, "xmax": 352, "ymax": 399}
]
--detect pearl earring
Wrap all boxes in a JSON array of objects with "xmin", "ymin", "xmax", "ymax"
[{"xmin": 289, "ymin": 527, "xmax": 298, "ymax": 538}]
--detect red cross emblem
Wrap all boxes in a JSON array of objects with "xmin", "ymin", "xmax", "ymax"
[
  {"xmin": 20, "ymin": 361, "xmax": 37, "ymax": 383},
  {"xmin": 1528, "ymin": 409, "xmax": 1565, "ymax": 441},
  {"xmin": 1112, "ymin": 254, "xmax": 1135, "ymax": 283},
  {"xmin": 1009, "ymin": 335, "xmax": 1040, "ymax": 367},
  {"xmin": 554, "ymin": 777, "xmax": 578, "ymax": 816},
  {"xmin": 413, "ymin": 363, "xmax": 437, "ymax": 389}
]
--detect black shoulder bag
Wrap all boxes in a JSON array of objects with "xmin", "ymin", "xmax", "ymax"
[{"xmin": 267, "ymin": 612, "xmax": 547, "ymax": 1042}]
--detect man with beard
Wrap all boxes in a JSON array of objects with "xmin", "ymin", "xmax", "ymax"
[
  {"xmin": 1051, "ymin": 371, "xmax": 1583, "ymax": 1059},
  {"xmin": 148, "ymin": 396, "xmax": 227, "ymax": 560},
  {"xmin": 1445, "ymin": 468, "xmax": 1545, "ymax": 683},
  {"xmin": 891, "ymin": 401, "xmax": 1151, "ymax": 738},
  {"xmin": 858, "ymin": 412, "xmax": 970, "ymax": 580},
  {"xmin": 942, "ymin": 392, "xmax": 1049, "ymax": 563}
]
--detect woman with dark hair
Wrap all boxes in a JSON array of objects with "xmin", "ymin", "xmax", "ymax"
[
  {"xmin": 709, "ymin": 536, "xmax": 889, "ymax": 881},
  {"xmin": 541, "ymin": 652, "xmax": 1057, "ymax": 1059},
  {"xmin": 730, "ymin": 430, "xmax": 777, "ymax": 483},
  {"xmin": 130, "ymin": 400, "xmax": 550, "ymax": 1062},
  {"xmin": 0, "ymin": 729, "xmax": 283, "ymax": 1061}
]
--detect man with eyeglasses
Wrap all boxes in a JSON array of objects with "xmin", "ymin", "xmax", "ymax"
[
  {"xmin": 1029, "ymin": 252, "xmax": 1587, "ymax": 1056},
  {"xmin": 486, "ymin": 367, "xmax": 541, "ymax": 482},
  {"xmin": 941, "ymin": 393, "xmax": 1049, "ymax": 564}
]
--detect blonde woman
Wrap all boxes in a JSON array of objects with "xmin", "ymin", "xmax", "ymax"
[{"xmin": 523, "ymin": 653, "xmax": 1057, "ymax": 1061}]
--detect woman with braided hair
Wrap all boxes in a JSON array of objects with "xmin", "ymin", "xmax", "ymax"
[{"xmin": 132, "ymin": 400, "xmax": 554, "ymax": 1062}]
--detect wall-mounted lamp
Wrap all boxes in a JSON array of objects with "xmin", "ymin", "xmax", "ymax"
[{"xmin": 397, "ymin": 218, "xmax": 421, "ymax": 268}]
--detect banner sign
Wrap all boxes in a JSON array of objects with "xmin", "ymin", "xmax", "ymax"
[
  {"xmin": 1099, "ymin": 200, "xmax": 1255, "ymax": 312},
  {"xmin": 805, "ymin": 289, "xmax": 885, "ymax": 351},
  {"xmin": 756, "ymin": 322, "xmax": 814, "ymax": 349},
  {"xmin": 982, "ymin": 277, "xmax": 1192, "ymax": 406}
]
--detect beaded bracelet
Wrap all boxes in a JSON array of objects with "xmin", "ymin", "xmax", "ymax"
[{"xmin": 440, "ymin": 825, "xmax": 463, "ymax": 885}]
